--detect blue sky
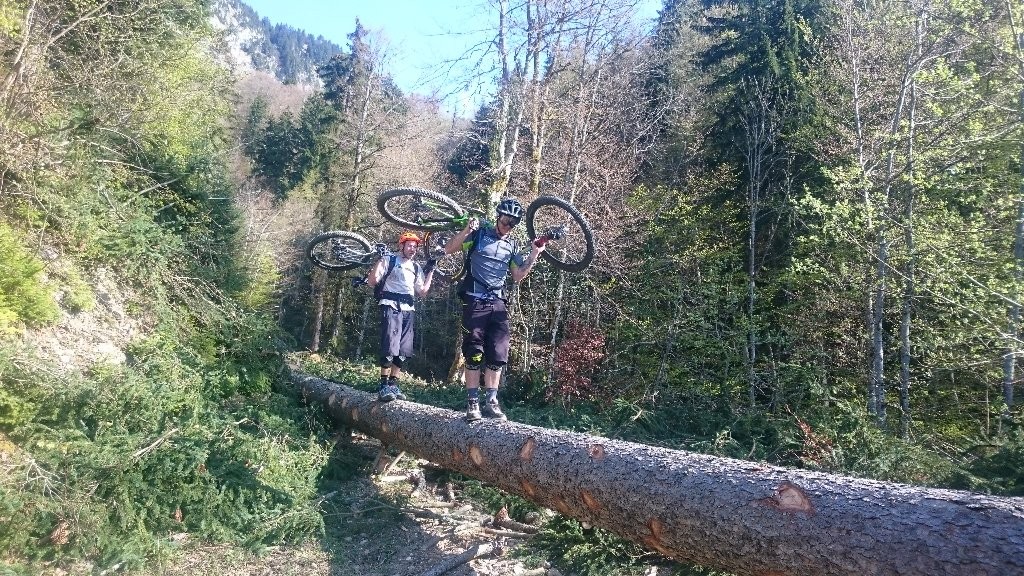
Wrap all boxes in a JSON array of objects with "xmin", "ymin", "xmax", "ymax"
[{"xmin": 241, "ymin": 0, "xmax": 664, "ymax": 114}]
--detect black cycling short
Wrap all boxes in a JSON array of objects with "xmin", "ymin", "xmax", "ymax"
[{"xmin": 460, "ymin": 297, "xmax": 510, "ymax": 366}]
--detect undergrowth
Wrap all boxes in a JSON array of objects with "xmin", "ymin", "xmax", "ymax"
[{"xmin": 0, "ymin": 304, "xmax": 334, "ymax": 573}]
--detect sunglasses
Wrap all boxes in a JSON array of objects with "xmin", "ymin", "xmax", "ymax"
[{"xmin": 500, "ymin": 214, "xmax": 521, "ymax": 226}]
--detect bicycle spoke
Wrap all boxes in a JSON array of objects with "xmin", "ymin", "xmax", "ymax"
[
  {"xmin": 308, "ymin": 231, "xmax": 373, "ymax": 271},
  {"xmin": 423, "ymin": 231, "xmax": 464, "ymax": 281},
  {"xmin": 434, "ymin": 252, "xmax": 464, "ymax": 279},
  {"xmin": 530, "ymin": 203, "xmax": 590, "ymax": 267},
  {"xmin": 384, "ymin": 195, "xmax": 456, "ymax": 228}
]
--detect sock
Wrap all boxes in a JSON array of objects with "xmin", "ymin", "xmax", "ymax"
[
  {"xmin": 467, "ymin": 388, "xmax": 480, "ymax": 402},
  {"xmin": 485, "ymin": 388, "xmax": 497, "ymax": 403},
  {"xmin": 388, "ymin": 376, "xmax": 398, "ymax": 386}
]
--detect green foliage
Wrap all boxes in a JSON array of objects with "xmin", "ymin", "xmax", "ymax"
[
  {"xmin": 606, "ymin": 183, "xmax": 748, "ymax": 407},
  {"xmin": 460, "ymin": 479, "xmax": 540, "ymax": 521},
  {"xmin": 0, "ymin": 1, "xmax": 337, "ymax": 569},
  {"xmin": 238, "ymin": 251, "xmax": 282, "ymax": 311},
  {"xmin": 0, "ymin": 304, "xmax": 331, "ymax": 570},
  {"xmin": 55, "ymin": 266, "xmax": 95, "ymax": 314},
  {"xmin": 531, "ymin": 516, "xmax": 677, "ymax": 576},
  {"xmin": 959, "ymin": 423, "xmax": 1024, "ymax": 496},
  {"xmin": 243, "ymin": 96, "xmax": 336, "ymax": 199},
  {"xmin": 0, "ymin": 223, "xmax": 59, "ymax": 334},
  {"xmin": 0, "ymin": 0, "xmax": 23, "ymax": 36}
]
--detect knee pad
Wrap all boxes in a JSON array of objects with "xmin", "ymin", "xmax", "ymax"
[
  {"xmin": 486, "ymin": 362, "xmax": 505, "ymax": 372},
  {"xmin": 466, "ymin": 351, "xmax": 484, "ymax": 370},
  {"xmin": 380, "ymin": 355, "xmax": 394, "ymax": 368}
]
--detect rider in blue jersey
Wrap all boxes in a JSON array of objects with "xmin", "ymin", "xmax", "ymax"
[{"xmin": 444, "ymin": 198, "xmax": 545, "ymax": 421}]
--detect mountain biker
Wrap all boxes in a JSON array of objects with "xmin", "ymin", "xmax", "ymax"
[
  {"xmin": 368, "ymin": 231, "xmax": 435, "ymax": 402},
  {"xmin": 443, "ymin": 198, "xmax": 545, "ymax": 421}
]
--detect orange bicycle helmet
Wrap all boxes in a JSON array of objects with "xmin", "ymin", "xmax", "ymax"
[{"xmin": 398, "ymin": 231, "xmax": 421, "ymax": 245}]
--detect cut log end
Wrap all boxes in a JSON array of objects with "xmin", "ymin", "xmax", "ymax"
[
  {"xmin": 470, "ymin": 443, "xmax": 484, "ymax": 466},
  {"xmin": 520, "ymin": 437, "xmax": 536, "ymax": 461},
  {"xmin": 649, "ymin": 518, "xmax": 664, "ymax": 540},
  {"xmin": 521, "ymin": 479, "xmax": 536, "ymax": 497},
  {"xmin": 759, "ymin": 481, "xmax": 815, "ymax": 516}
]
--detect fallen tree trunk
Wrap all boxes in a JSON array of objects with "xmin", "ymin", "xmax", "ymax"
[{"xmin": 294, "ymin": 372, "xmax": 1024, "ymax": 576}]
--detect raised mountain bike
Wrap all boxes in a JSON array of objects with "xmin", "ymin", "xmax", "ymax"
[
  {"xmin": 306, "ymin": 229, "xmax": 449, "ymax": 290},
  {"xmin": 376, "ymin": 187, "xmax": 595, "ymax": 274},
  {"xmin": 306, "ymin": 230, "xmax": 377, "ymax": 271},
  {"xmin": 306, "ymin": 233, "xmax": 429, "ymax": 292}
]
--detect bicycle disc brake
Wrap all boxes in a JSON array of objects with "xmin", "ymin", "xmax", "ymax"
[{"xmin": 544, "ymin": 225, "xmax": 567, "ymax": 241}]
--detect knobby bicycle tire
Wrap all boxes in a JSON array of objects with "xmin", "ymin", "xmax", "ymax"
[
  {"xmin": 524, "ymin": 196, "xmax": 595, "ymax": 273},
  {"xmin": 377, "ymin": 187, "xmax": 465, "ymax": 232},
  {"xmin": 307, "ymin": 230, "xmax": 375, "ymax": 271}
]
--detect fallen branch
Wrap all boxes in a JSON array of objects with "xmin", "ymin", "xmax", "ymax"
[
  {"xmin": 407, "ymin": 506, "xmax": 445, "ymax": 520},
  {"xmin": 409, "ymin": 470, "xmax": 427, "ymax": 498},
  {"xmin": 421, "ymin": 501, "xmax": 458, "ymax": 509},
  {"xmin": 419, "ymin": 542, "xmax": 494, "ymax": 576},
  {"xmin": 513, "ymin": 568, "xmax": 547, "ymax": 576},
  {"xmin": 373, "ymin": 447, "xmax": 406, "ymax": 476},
  {"xmin": 378, "ymin": 450, "xmax": 406, "ymax": 476},
  {"xmin": 131, "ymin": 427, "xmax": 179, "ymax": 461},
  {"xmin": 483, "ymin": 527, "xmax": 534, "ymax": 539},
  {"xmin": 494, "ymin": 506, "xmax": 539, "ymax": 534}
]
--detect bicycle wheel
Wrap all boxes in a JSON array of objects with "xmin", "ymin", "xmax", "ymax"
[
  {"xmin": 377, "ymin": 187, "xmax": 465, "ymax": 232},
  {"xmin": 423, "ymin": 231, "xmax": 465, "ymax": 282},
  {"xmin": 307, "ymin": 230, "xmax": 375, "ymax": 271},
  {"xmin": 524, "ymin": 196, "xmax": 595, "ymax": 273}
]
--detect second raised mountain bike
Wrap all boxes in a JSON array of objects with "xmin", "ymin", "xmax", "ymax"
[{"xmin": 376, "ymin": 187, "xmax": 595, "ymax": 274}]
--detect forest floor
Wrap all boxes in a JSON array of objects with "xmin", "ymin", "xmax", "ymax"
[{"xmin": 151, "ymin": 432, "xmax": 575, "ymax": 576}]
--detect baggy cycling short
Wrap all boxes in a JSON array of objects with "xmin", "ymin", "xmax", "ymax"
[
  {"xmin": 379, "ymin": 306, "xmax": 415, "ymax": 359},
  {"xmin": 460, "ymin": 297, "xmax": 510, "ymax": 367}
]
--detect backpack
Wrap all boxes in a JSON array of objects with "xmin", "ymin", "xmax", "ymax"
[
  {"xmin": 457, "ymin": 227, "xmax": 519, "ymax": 299},
  {"xmin": 374, "ymin": 255, "xmax": 420, "ymax": 303}
]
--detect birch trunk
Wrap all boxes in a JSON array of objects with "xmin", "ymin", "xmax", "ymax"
[
  {"xmin": 1003, "ymin": 27, "xmax": 1024, "ymax": 412},
  {"xmin": 308, "ymin": 271, "xmax": 325, "ymax": 352},
  {"xmin": 898, "ymin": 9, "xmax": 924, "ymax": 439}
]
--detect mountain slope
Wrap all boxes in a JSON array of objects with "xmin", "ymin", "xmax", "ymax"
[{"xmin": 209, "ymin": 0, "xmax": 343, "ymax": 87}]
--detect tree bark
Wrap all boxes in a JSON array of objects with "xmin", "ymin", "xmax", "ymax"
[
  {"xmin": 308, "ymin": 271, "xmax": 326, "ymax": 352},
  {"xmin": 1004, "ymin": 27, "xmax": 1024, "ymax": 413},
  {"xmin": 294, "ymin": 371, "xmax": 1024, "ymax": 576},
  {"xmin": 898, "ymin": 9, "xmax": 924, "ymax": 440}
]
